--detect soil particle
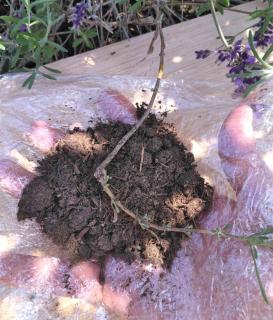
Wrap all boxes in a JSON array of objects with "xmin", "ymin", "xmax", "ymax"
[{"xmin": 18, "ymin": 114, "xmax": 213, "ymax": 268}]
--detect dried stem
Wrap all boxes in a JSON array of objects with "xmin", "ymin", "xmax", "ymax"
[
  {"xmin": 94, "ymin": 18, "xmax": 165, "ymax": 183},
  {"xmin": 139, "ymin": 144, "xmax": 145, "ymax": 172},
  {"xmin": 92, "ymin": 5, "xmax": 272, "ymax": 305},
  {"xmin": 94, "ymin": 16, "xmax": 247, "ymax": 242}
]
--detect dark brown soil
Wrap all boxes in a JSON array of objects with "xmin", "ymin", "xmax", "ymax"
[{"xmin": 17, "ymin": 115, "xmax": 213, "ymax": 269}]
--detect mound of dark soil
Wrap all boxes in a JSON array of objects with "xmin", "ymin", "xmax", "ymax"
[{"xmin": 18, "ymin": 115, "xmax": 213, "ymax": 269}]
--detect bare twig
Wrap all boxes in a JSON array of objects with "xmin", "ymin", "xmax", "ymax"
[
  {"xmin": 92, "ymin": 17, "xmax": 271, "ymax": 249},
  {"xmin": 98, "ymin": 182, "xmax": 265, "ymax": 247},
  {"xmin": 94, "ymin": 19, "xmax": 165, "ymax": 184},
  {"xmin": 93, "ymin": 6, "xmax": 273, "ymax": 280},
  {"xmin": 94, "ymin": 14, "xmax": 164, "ymax": 233},
  {"xmin": 139, "ymin": 144, "xmax": 145, "ymax": 172}
]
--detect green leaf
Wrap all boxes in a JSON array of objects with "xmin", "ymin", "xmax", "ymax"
[
  {"xmin": 260, "ymin": 226, "xmax": 273, "ymax": 235},
  {"xmin": 84, "ymin": 29, "xmax": 97, "ymax": 38},
  {"xmin": 10, "ymin": 17, "xmax": 30, "ymax": 37},
  {"xmin": 227, "ymin": 70, "xmax": 272, "ymax": 79},
  {"xmin": 247, "ymin": 236, "xmax": 269, "ymax": 246},
  {"xmin": 72, "ymin": 38, "xmax": 83, "ymax": 49},
  {"xmin": 21, "ymin": 34, "xmax": 35, "ymax": 41},
  {"xmin": 263, "ymin": 45, "xmax": 273, "ymax": 61},
  {"xmin": 222, "ymin": 223, "xmax": 233, "ymax": 233},
  {"xmin": 16, "ymin": 33, "xmax": 38, "ymax": 51},
  {"xmin": 216, "ymin": 4, "xmax": 224, "ymax": 15},
  {"xmin": 249, "ymin": 10, "xmax": 262, "ymax": 20},
  {"xmin": 252, "ymin": 245, "xmax": 258, "ymax": 259},
  {"xmin": 51, "ymin": 13, "xmax": 65, "ymax": 27},
  {"xmin": 196, "ymin": 3, "xmax": 211, "ymax": 16},
  {"xmin": 22, "ymin": 71, "xmax": 37, "ymax": 89},
  {"xmin": 22, "ymin": 0, "xmax": 30, "ymax": 7},
  {"xmin": 0, "ymin": 16, "xmax": 18, "ymax": 24},
  {"xmin": 251, "ymin": 226, "xmax": 273, "ymax": 237},
  {"xmin": 30, "ymin": 0, "xmax": 55, "ymax": 8},
  {"xmin": 249, "ymin": 7, "xmax": 273, "ymax": 20},
  {"xmin": 72, "ymin": 29, "xmax": 97, "ymax": 48},
  {"xmin": 34, "ymin": 47, "xmax": 41, "ymax": 67},
  {"xmin": 42, "ymin": 45, "xmax": 56, "ymax": 62},
  {"xmin": 10, "ymin": 46, "xmax": 22, "ymax": 68},
  {"xmin": 47, "ymin": 40, "xmax": 68, "ymax": 53},
  {"xmin": 115, "ymin": 0, "xmax": 128, "ymax": 4},
  {"xmin": 30, "ymin": 15, "xmax": 47, "ymax": 28},
  {"xmin": 259, "ymin": 15, "xmax": 271, "ymax": 35},
  {"xmin": 224, "ymin": 35, "xmax": 235, "ymax": 45},
  {"xmin": 129, "ymin": 0, "xmax": 142, "ymax": 13},
  {"xmin": 43, "ymin": 65, "xmax": 61, "ymax": 74},
  {"xmin": 248, "ymin": 30, "xmax": 273, "ymax": 70},
  {"xmin": 250, "ymin": 9, "xmax": 266, "ymax": 20},
  {"xmin": 0, "ymin": 43, "xmax": 5, "ymax": 51},
  {"xmin": 38, "ymin": 71, "xmax": 56, "ymax": 80},
  {"xmin": 250, "ymin": 245, "xmax": 269, "ymax": 304},
  {"xmin": 218, "ymin": 0, "xmax": 230, "ymax": 7},
  {"xmin": 79, "ymin": 30, "xmax": 92, "ymax": 49},
  {"xmin": 243, "ymin": 78, "xmax": 266, "ymax": 97}
]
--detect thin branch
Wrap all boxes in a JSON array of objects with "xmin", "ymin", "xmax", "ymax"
[
  {"xmin": 139, "ymin": 144, "xmax": 145, "ymax": 172},
  {"xmin": 101, "ymin": 183, "xmax": 273, "ymax": 252},
  {"xmin": 94, "ymin": 20, "xmax": 165, "ymax": 182}
]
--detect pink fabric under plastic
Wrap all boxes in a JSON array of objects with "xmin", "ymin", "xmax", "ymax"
[{"xmin": 0, "ymin": 73, "xmax": 272, "ymax": 319}]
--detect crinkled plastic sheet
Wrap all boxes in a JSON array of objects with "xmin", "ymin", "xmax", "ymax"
[{"xmin": 0, "ymin": 73, "xmax": 272, "ymax": 319}]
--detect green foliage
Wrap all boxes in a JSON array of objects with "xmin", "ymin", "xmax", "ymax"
[
  {"xmin": 197, "ymin": 0, "xmax": 230, "ymax": 16},
  {"xmin": 0, "ymin": 0, "xmax": 99, "ymax": 88},
  {"xmin": 0, "ymin": 0, "xmax": 186, "ymax": 88},
  {"xmin": 1, "ymin": 0, "xmax": 65, "ymax": 80},
  {"xmin": 129, "ymin": 0, "xmax": 143, "ymax": 13},
  {"xmin": 250, "ymin": 245, "xmax": 269, "ymax": 304},
  {"xmin": 222, "ymin": 226, "xmax": 273, "ymax": 303},
  {"xmin": 196, "ymin": 0, "xmax": 273, "ymax": 96}
]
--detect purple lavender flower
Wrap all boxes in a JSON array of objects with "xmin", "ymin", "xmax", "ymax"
[
  {"xmin": 233, "ymin": 78, "xmax": 246, "ymax": 95},
  {"xmin": 19, "ymin": 24, "xmax": 27, "ymax": 32},
  {"xmin": 250, "ymin": 103, "xmax": 268, "ymax": 119},
  {"xmin": 216, "ymin": 50, "xmax": 230, "ymax": 62},
  {"xmin": 195, "ymin": 50, "xmax": 212, "ymax": 59},
  {"xmin": 195, "ymin": 35, "xmax": 262, "ymax": 96},
  {"xmin": 253, "ymin": 19, "xmax": 273, "ymax": 48},
  {"xmin": 230, "ymin": 39, "xmax": 243, "ymax": 59},
  {"xmin": 70, "ymin": 1, "xmax": 88, "ymax": 30},
  {"xmin": 243, "ymin": 53, "xmax": 255, "ymax": 65},
  {"xmin": 214, "ymin": 40, "xmax": 244, "ymax": 64},
  {"xmin": 254, "ymin": 33, "xmax": 273, "ymax": 47},
  {"xmin": 194, "ymin": 16, "xmax": 273, "ymax": 96},
  {"xmin": 14, "ymin": 12, "xmax": 22, "ymax": 18}
]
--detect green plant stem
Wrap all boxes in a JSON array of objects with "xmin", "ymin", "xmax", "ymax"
[
  {"xmin": 263, "ymin": 44, "xmax": 273, "ymax": 61},
  {"xmin": 209, "ymin": 0, "xmax": 229, "ymax": 49},
  {"xmin": 25, "ymin": 0, "xmax": 31, "ymax": 33},
  {"xmin": 250, "ymin": 246, "xmax": 269, "ymax": 304},
  {"xmin": 102, "ymin": 182, "xmax": 273, "ymax": 251},
  {"xmin": 248, "ymin": 30, "xmax": 273, "ymax": 69}
]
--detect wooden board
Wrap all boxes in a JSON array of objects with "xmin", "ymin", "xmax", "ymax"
[{"xmin": 49, "ymin": 1, "xmax": 264, "ymax": 86}]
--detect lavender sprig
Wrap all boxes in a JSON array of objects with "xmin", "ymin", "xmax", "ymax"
[
  {"xmin": 70, "ymin": 1, "xmax": 88, "ymax": 30},
  {"xmin": 195, "ymin": 19, "xmax": 273, "ymax": 96}
]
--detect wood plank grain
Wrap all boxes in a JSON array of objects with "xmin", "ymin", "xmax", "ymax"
[{"xmin": 49, "ymin": 1, "xmax": 264, "ymax": 86}]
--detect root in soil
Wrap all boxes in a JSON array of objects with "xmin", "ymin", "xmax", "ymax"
[{"xmin": 17, "ymin": 114, "xmax": 213, "ymax": 269}]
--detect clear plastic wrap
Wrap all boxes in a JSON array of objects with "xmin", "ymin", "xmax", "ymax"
[{"xmin": 0, "ymin": 73, "xmax": 272, "ymax": 319}]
